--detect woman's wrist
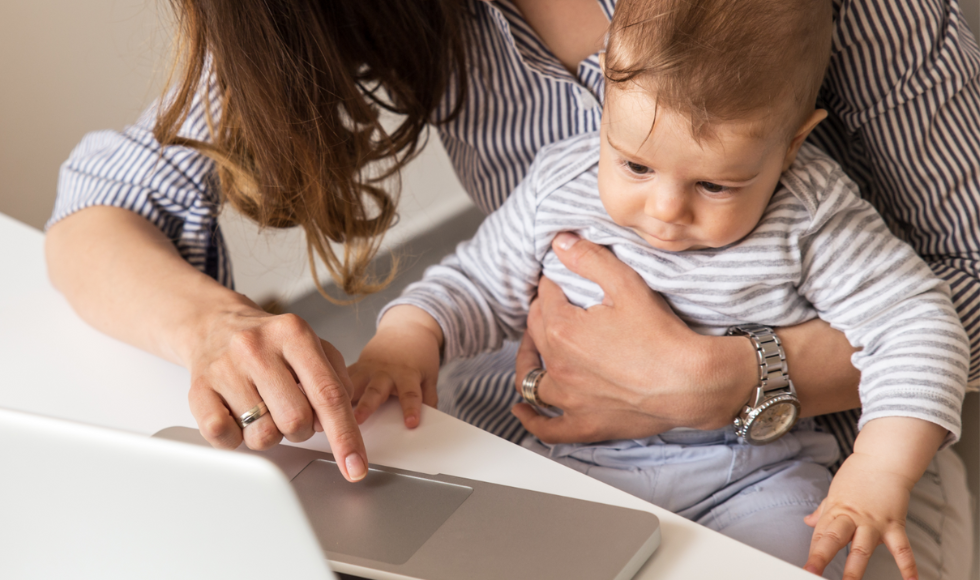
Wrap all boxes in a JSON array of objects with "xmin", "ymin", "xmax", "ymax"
[
  {"xmin": 167, "ymin": 284, "xmax": 260, "ymax": 370},
  {"xmin": 775, "ymin": 319, "xmax": 861, "ymax": 417},
  {"xmin": 686, "ymin": 333, "xmax": 760, "ymax": 430},
  {"xmin": 686, "ymin": 320, "xmax": 862, "ymax": 429}
]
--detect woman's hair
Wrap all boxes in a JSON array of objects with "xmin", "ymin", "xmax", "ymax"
[
  {"xmin": 605, "ymin": 0, "xmax": 832, "ymax": 140},
  {"xmin": 154, "ymin": 0, "xmax": 471, "ymax": 301}
]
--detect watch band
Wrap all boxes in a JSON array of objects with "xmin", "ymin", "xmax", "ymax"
[{"xmin": 726, "ymin": 323, "xmax": 790, "ymax": 401}]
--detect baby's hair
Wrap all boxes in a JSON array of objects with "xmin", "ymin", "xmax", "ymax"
[{"xmin": 605, "ymin": 0, "xmax": 833, "ymax": 140}]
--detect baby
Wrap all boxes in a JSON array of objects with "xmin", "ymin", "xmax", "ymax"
[{"xmin": 350, "ymin": 0, "xmax": 967, "ymax": 578}]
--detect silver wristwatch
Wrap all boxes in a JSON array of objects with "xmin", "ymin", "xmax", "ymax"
[{"xmin": 726, "ymin": 324, "xmax": 801, "ymax": 445}]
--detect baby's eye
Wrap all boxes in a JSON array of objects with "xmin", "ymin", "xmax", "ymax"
[
  {"xmin": 698, "ymin": 181, "xmax": 728, "ymax": 194},
  {"xmin": 625, "ymin": 161, "xmax": 651, "ymax": 175}
]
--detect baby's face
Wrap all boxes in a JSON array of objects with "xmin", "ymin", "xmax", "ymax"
[{"xmin": 598, "ymin": 88, "xmax": 793, "ymax": 252}]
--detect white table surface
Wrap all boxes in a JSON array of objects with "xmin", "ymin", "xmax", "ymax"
[{"xmin": 0, "ymin": 211, "xmax": 814, "ymax": 579}]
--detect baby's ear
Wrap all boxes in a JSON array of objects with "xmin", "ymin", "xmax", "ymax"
[{"xmin": 782, "ymin": 109, "xmax": 828, "ymax": 171}]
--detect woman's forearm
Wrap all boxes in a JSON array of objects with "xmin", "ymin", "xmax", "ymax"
[
  {"xmin": 45, "ymin": 206, "xmax": 252, "ymax": 368},
  {"xmin": 701, "ymin": 318, "xmax": 862, "ymax": 424},
  {"xmin": 775, "ymin": 318, "xmax": 861, "ymax": 417},
  {"xmin": 46, "ymin": 206, "xmax": 371, "ymax": 480},
  {"xmin": 656, "ymin": 318, "xmax": 862, "ymax": 430}
]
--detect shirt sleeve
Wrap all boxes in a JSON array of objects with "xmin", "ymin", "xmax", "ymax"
[
  {"xmin": 379, "ymin": 160, "xmax": 546, "ymax": 363},
  {"xmin": 48, "ymin": 73, "xmax": 232, "ymax": 288},
  {"xmin": 816, "ymin": 0, "xmax": 980, "ymax": 390},
  {"xmin": 791, "ymin": 156, "xmax": 969, "ymax": 448}
]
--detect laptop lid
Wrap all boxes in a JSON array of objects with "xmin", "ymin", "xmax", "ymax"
[{"xmin": 0, "ymin": 408, "xmax": 334, "ymax": 580}]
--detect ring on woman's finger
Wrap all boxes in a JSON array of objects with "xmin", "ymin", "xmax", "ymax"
[
  {"xmin": 236, "ymin": 401, "xmax": 269, "ymax": 429},
  {"xmin": 521, "ymin": 368, "xmax": 550, "ymax": 408}
]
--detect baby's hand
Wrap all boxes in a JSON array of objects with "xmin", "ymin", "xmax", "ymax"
[
  {"xmin": 347, "ymin": 306, "xmax": 443, "ymax": 429},
  {"xmin": 803, "ymin": 451, "xmax": 917, "ymax": 580}
]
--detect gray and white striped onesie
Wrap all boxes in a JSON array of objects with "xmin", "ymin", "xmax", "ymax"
[
  {"xmin": 386, "ymin": 131, "xmax": 967, "ymax": 450},
  {"xmin": 383, "ymin": 133, "xmax": 968, "ymax": 563}
]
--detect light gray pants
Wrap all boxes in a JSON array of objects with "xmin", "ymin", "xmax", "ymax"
[
  {"xmin": 522, "ymin": 421, "xmax": 847, "ymax": 579},
  {"xmin": 440, "ymin": 344, "xmax": 976, "ymax": 579}
]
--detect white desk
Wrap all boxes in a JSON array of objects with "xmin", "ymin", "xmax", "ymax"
[{"xmin": 0, "ymin": 212, "xmax": 813, "ymax": 579}]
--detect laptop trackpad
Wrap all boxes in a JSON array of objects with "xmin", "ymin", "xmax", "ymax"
[{"xmin": 291, "ymin": 459, "xmax": 473, "ymax": 565}]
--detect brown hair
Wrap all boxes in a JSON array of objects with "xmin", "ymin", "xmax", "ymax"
[
  {"xmin": 605, "ymin": 0, "xmax": 833, "ymax": 139},
  {"xmin": 154, "ymin": 0, "xmax": 472, "ymax": 301}
]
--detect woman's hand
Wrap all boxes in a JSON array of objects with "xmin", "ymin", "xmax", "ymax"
[
  {"xmin": 46, "ymin": 207, "xmax": 369, "ymax": 482},
  {"xmin": 186, "ymin": 302, "xmax": 369, "ymax": 481},
  {"xmin": 512, "ymin": 232, "xmax": 862, "ymax": 444},
  {"xmin": 512, "ymin": 232, "xmax": 760, "ymax": 443}
]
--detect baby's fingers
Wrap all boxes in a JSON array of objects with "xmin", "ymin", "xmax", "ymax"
[
  {"xmin": 842, "ymin": 527, "xmax": 880, "ymax": 580},
  {"xmin": 394, "ymin": 376, "xmax": 425, "ymax": 429},
  {"xmin": 882, "ymin": 528, "xmax": 917, "ymax": 580},
  {"xmin": 804, "ymin": 515, "xmax": 856, "ymax": 577},
  {"xmin": 353, "ymin": 375, "xmax": 395, "ymax": 424},
  {"xmin": 804, "ymin": 499, "xmax": 826, "ymax": 528}
]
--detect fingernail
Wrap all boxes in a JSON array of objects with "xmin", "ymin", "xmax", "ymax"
[
  {"xmin": 345, "ymin": 453, "xmax": 367, "ymax": 481},
  {"xmin": 803, "ymin": 565, "xmax": 818, "ymax": 575},
  {"xmin": 554, "ymin": 232, "xmax": 580, "ymax": 250}
]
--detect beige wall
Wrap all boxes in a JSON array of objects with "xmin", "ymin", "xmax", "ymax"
[
  {"xmin": 0, "ymin": 1, "xmax": 171, "ymax": 230},
  {"xmin": 0, "ymin": 0, "xmax": 472, "ymax": 303},
  {"xmin": 965, "ymin": 0, "xmax": 980, "ymax": 42}
]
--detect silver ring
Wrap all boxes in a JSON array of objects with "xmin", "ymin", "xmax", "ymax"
[
  {"xmin": 236, "ymin": 401, "xmax": 269, "ymax": 430},
  {"xmin": 521, "ymin": 368, "xmax": 550, "ymax": 408}
]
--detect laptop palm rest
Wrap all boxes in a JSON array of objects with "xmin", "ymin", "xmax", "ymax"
[
  {"xmin": 293, "ymin": 459, "xmax": 472, "ymax": 565},
  {"xmin": 153, "ymin": 426, "xmax": 660, "ymax": 580}
]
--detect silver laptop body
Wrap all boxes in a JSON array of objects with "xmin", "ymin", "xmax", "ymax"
[
  {"xmin": 0, "ymin": 407, "xmax": 334, "ymax": 580},
  {"xmin": 1, "ymin": 408, "xmax": 660, "ymax": 580}
]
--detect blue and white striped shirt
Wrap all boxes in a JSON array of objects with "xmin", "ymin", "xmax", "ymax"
[{"xmin": 51, "ymin": 0, "xmax": 980, "ymax": 448}]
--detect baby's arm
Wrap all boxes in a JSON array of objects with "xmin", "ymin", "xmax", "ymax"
[
  {"xmin": 347, "ymin": 153, "xmax": 555, "ymax": 426},
  {"xmin": 348, "ymin": 305, "xmax": 444, "ymax": 428},
  {"xmin": 792, "ymin": 156, "xmax": 967, "ymax": 579},
  {"xmin": 804, "ymin": 417, "xmax": 946, "ymax": 580}
]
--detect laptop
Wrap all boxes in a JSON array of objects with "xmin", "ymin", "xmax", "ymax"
[{"xmin": 0, "ymin": 408, "xmax": 660, "ymax": 580}]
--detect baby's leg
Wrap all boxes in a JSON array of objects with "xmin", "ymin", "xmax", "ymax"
[
  {"xmin": 693, "ymin": 459, "xmax": 845, "ymax": 579},
  {"xmin": 522, "ymin": 422, "xmax": 846, "ymax": 577}
]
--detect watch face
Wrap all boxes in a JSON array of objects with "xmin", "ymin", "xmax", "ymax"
[{"xmin": 748, "ymin": 402, "xmax": 799, "ymax": 444}]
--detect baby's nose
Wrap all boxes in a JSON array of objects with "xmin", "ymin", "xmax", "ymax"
[{"xmin": 644, "ymin": 187, "xmax": 691, "ymax": 224}]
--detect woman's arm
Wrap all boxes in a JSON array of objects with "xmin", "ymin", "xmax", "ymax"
[
  {"xmin": 513, "ymin": 232, "xmax": 862, "ymax": 443},
  {"xmin": 46, "ymin": 206, "xmax": 369, "ymax": 482},
  {"xmin": 47, "ymin": 207, "xmax": 229, "ymax": 368}
]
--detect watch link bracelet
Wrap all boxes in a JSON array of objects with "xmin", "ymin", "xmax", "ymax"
[{"xmin": 726, "ymin": 324, "xmax": 801, "ymax": 445}]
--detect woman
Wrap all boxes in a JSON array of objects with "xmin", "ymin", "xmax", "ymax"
[{"xmin": 45, "ymin": 0, "xmax": 977, "ymax": 578}]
